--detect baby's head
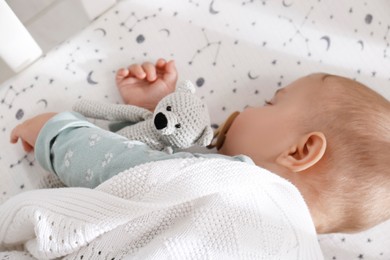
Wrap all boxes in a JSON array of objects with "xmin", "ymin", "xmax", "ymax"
[{"xmin": 220, "ymin": 73, "xmax": 390, "ymax": 233}]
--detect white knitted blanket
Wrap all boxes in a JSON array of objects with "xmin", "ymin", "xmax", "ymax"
[{"xmin": 0, "ymin": 158, "xmax": 323, "ymax": 259}]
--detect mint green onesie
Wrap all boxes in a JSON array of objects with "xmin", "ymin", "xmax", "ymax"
[{"xmin": 35, "ymin": 112, "xmax": 253, "ymax": 188}]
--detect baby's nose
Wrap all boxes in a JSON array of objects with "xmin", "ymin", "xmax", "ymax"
[{"xmin": 154, "ymin": 112, "xmax": 168, "ymax": 130}]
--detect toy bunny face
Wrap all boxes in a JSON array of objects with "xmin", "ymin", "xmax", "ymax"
[{"xmin": 153, "ymin": 81, "xmax": 213, "ymax": 149}]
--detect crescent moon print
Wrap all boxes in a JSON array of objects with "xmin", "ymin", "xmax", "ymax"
[
  {"xmin": 282, "ymin": 0, "xmax": 293, "ymax": 7},
  {"xmin": 209, "ymin": 0, "xmax": 220, "ymax": 14},
  {"xmin": 320, "ymin": 35, "xmax": 331, "ymax": 51},
  {"xmin": 36, "ymin": 99, "xmax": 48, "ymax": 108},
  {"xmin": 357, "ymin": 40, "xmax": 364, "ymax": 50},
  {"xmin": 159, "ymin": 28, "xmax": 170, "ymax": 37},
  {"xmin": 94, "ymin": 28, "xmax": 107, "ymax": 36},
  {"xmin": 87, "ymin": 71, "xmax": 98, "ymax": 85},
  {"xmin": 248, "ymin": 71, "xmax": 259, "ymax": 80}
]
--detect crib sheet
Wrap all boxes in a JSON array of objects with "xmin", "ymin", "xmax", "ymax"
[{"xmin": 1, "ymin": 0, "xmax": 390, "ymax": 259}]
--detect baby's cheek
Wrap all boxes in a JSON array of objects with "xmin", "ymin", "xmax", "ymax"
[
  {"xmin": 230, "ymin": 122, "xmax": 253, "ymax": 148},
  {"xmin": 220, "ymin": 126, "xmax": 242, "ymax": 155}
]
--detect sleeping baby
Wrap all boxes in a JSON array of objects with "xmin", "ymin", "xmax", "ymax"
[{"xmin": 11, "ymin": 58, "xmax": 390, "ymax": 235}]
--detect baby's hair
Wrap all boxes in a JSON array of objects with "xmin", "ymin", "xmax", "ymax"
[{"xmin": 306, "ymin": 74, "xmax": 390, "ymax": 232}]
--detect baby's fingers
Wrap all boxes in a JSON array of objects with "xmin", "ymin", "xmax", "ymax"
[
  {"xmin": 165, "ymin": 60, "xmax": 176, "ymax": 74},
  {"xmin": 128, "ymin": 64, "xmax": 146, "ymax": 79},
  {"xmin": 141, "ymin": 62, "xmax": 157, "ymax": 82},
  {"xmin": 10, "ymin": 125, "xmax": 21, "ymax": 144},
  {"xmin": 163, "ymin": 60, "xmax": 177, "ymax": 82},
  {"xmin": 156, "ymin": 58, "xmax": 167, "ymax": 69},
  {"xmin": 116, "ymin": 68, "xmax": 129, "ymax": 80},
  {"xmin": 21, "ymin": 140, "xmax": 33, "ymax": 152}
]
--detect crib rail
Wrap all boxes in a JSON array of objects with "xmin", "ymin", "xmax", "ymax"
[{"xmin": 0, "ymin": 0, "xmax": 116, "ymax": 74}]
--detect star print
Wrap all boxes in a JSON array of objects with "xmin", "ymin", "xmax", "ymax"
[
  {"xmin": 85, "ymin": 169, "xmax": 94, "ymax": 181},
  {"xmin": 101, "ymin": 153, "xmax": 113, "ymax": 167},
  {"xmin": 89, "ymin": 134, "xmax": 101, "ymax": 146},
  {"xmin": 64, "ymin": 150, "xmax": 74, "ymax": 167}
]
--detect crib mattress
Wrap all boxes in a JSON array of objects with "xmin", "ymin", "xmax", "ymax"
[{"xmin": 1, "ymin": 0, "xmax": 390, "ymax": 259}]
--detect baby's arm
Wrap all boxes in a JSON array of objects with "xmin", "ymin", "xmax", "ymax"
[
  {"xmin": 11, "ymin": 112, "xmax": 247, "ymax": 188},
  {"xmin": 116, "ymin": 59, "xmax": 177, "ymax": 111},
  {"xmin": 19, "ymin": 112, "xmax": 237, "ymax": 188},
  {"xmin": 10, "ymin": 112, "xmax": 58, "ymax": 152},
  {"xmin": 33, "ymin": 111, "xmax": 168, "ymax": 188}
]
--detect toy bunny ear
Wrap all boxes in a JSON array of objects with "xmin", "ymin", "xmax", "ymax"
[
  {"xmin": 195, "ymin": 125, "xmax": 214, "ymax": 146},
  {"xmin": 176, "ymin": 80, "xmax": 196, "ymax": 94}
]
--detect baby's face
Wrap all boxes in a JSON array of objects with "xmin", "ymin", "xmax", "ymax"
[{"xmin": 220, "ymin": 74, "xmax": 324, "ymax": 171}]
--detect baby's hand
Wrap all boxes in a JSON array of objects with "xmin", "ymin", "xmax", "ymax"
[
  {"xmin": 116, "ymin": 58, "xmax": 178, "ymax": 111},
  {"xmin": 10, "ymin": 113, "xmax": 57, "ymax": 152}
]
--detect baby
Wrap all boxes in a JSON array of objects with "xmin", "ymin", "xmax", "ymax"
[{"xmin": 11, "ymin": 59, "xmax": 390, "ymax": 235}]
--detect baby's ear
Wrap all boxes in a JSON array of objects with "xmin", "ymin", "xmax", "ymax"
[
  {"xmin": 195, "ymin": 126, "xmax": 214, "ymax": 146},
  {"xmin": 276, "ymin": 132, "xmax": 327, "ymax": 172}
]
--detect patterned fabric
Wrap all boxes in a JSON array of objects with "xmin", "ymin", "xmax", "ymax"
[
  {"xmin": 0, "ymin": 158, "xmax": 323, "ymax": 259},
  {"xmin": 35, "ymin": 111, "xmax": 250, "ymax": 188}
]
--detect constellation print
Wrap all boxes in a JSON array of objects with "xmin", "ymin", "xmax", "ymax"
[
  {"xmin": 9, "ymin": 153, "xmax": 35, "ymax": 168},
  {"xmin": 65, "ymin": 46, "xmax": 81, "ymax": 74},
  {"xmin": 0, "ymin": 84, "xmax": 35, "ymax": 109},
  {"xmin": 279, "ymin": 6, "xmax": 314, "ymax": 57},
  {"xmin": 120, "ymin": 9, "xmax": 161, "ymax": 32},
  {"xmin": 188, "ymin": 0, "xmax": 200, "ymax": 7},
  {"xmin": 383, "ymin": 25, "xmax": 390, "ymax": 59},
  {"xmin": 189, "ymin": 28, "xmax": 222, "ymax": 66},
  {"xmin": 242, "ymin": 0, "xmax": 268, "ymax": 6}
]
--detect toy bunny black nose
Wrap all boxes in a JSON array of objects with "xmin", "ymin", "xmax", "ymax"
[{"xmin": 154, "ymin": 112, "xmax": 168, "ymax": 130}]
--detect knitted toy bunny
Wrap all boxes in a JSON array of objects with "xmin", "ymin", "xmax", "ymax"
[{"xmin": 73, "ymin": 80, "xmax": 213, "ymax": 154}]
